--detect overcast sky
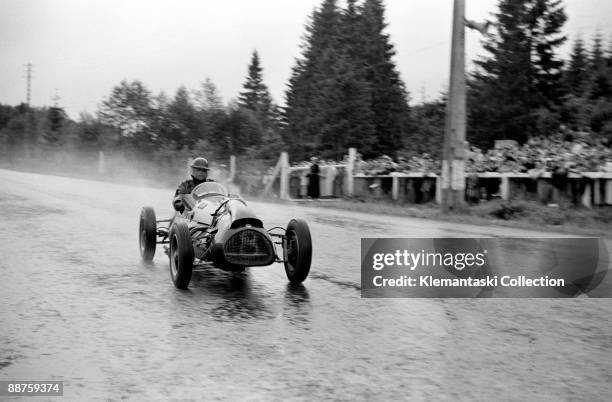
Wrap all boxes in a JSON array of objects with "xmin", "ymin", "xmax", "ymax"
[{"xmin": 1, "ymin": 0, "xmax": 611, "ymax": 118}]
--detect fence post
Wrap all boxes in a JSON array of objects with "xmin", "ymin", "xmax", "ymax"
[
  {"xmin": 280, "ymin": 152, "xmax": 289, "ymax": 200},
  {"xmin": 324, "ymin": 165, "xmax": 337, "ymax": 197},
  {"xmin": 435, "ymin": 176, "xmax": 442, "ymax": 204},
  {"xmin": 98, "ymin": 151, "xmax": 106, "ymax": 175},
  {"xmin": 500, "ymin": 174, "xmax": 510, "ymax": 200},
  {"xmin": 229, "ymin": 155, "xmax": 236, "ymax": 182},
  {"xmin": 346, "ymin": 147, "xmax": 356, "ymax": 196},
  {"xmin": 582, "ymin": 182, "xmax": 592, "ymax": 208},
  {"xmin": 263, "ymin": 154, "xmax": 282, "ymax": 196},
  {"xmin": 392, "ymin": 175, "xmax": 399, "ymax": 201},
  {"xmin": 593, "ymin": 178, "xmax": 601, "ymax": 206}
]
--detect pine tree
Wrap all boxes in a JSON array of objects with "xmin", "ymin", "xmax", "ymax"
[
  {"xmin": 43, "ymin": 106, "xmax": 66, "ymax": 145},
  {"xmin": 284, "ymin": 0, "xmax": 346, "ymax": 159},
  {"xmin": 47, "ymin": 106, "xmax": 64, "ymax": 133},
  {"xmin": 527, "ymin": 0, "xmax": 567, "ymax": 105},
  {"xmin": 312, "ymin": 0, "xmax": 376, "ymax": 159},
  {"xmin": 196, "ymin": 77, "xmax": 224, "ymax": 112},
  {"xmin": 468, "ymin": 0, "xmax": 567, "ymax": 147},
  {"xmin": 588, "ymin": 32, "xmax": 612, "ymax": 100},
  {"xmin": 238, "ymin": 50, "xmax": 277, "ymax": 130},
  {"xmin": 584, "ymin": 34, "xmax": 612, "ymax": 135},
  {"xmin": 76, "ymin": 112, "xmax": 114, "ymax": 150},
  {"xmin": 565, "ymin": 37, "xmax": 588, "ymax": 96},
  {"xmin": 219, "ymin": 104, "xmax": 263, "ymax": 154},
  {"xmin": 590, "ymin": 32, "xmax": 605, "ymax": 72},
  {"xmin": 284, "ymin": 0, "xmax": 408, "ymax": 160},
  {"xmin": 193, "ymin": 78, "xmax": 227, "ymax": 151},
  {"xmin": 559, "ymin": 37, "xmax": 590, "ymax": 130},
  {"xmin": 167, "ymin": 86, "xmax": 200, "ymax": 149},
  {"xmin": 406, "ymin": 99, "xmax": 446, "ymax": 159},
  {"xmin": 559, "ymin": 35, "xmax": 612, "ymax": 135},
  {"xmin": 607, "ymin": 37, "xmax": 612, "ymax": 69},
  {"xmin": 358, "ymin": 0, "xmax": 410, "ymax": 157},
  {"xmin": 469, "ymin": 0, "xmax": 533, "ymax": 146}
]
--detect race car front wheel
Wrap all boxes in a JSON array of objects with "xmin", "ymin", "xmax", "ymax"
[
  {"xmin": 139, "ymin": 207, "xmax": 157, "ymax": 262},
  {"xmin": 169, "ymin": 222, "xmax": 194, "ymax": 289},
  {"xmin": 283, "ymin": 219, "xmax": 312, "ymax": 284}
]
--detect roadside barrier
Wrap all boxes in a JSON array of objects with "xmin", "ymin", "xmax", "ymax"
[
  {"xmin": 265, "ymin": 150, "xmax": 612, "ymax": 207},
  {"xmin": 349, "ymin": 172, "xmax": 612, "ymax": 207}
]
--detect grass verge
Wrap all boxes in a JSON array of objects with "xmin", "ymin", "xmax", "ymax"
[{"xmin": 251, "ymin": 196, "xmax": 612, "ymax": 237}]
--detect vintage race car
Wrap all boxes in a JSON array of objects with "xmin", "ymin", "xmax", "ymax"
[{"xmin": 138, "ymin": 182, "xmax": 312, "ymax": 289}]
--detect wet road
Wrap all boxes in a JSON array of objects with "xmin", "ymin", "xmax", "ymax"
[{"xmin": 1, "ymin": 168, "xmax": 611, "ymax": 401}]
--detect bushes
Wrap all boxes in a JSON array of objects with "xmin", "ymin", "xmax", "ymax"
[
  {"xmin": 488, "ymin": 201, "xmax": 527, "ymax": 220},
  {"xmin": 472, "ymin": 198, "xmax": 612, "ymax": 228}
]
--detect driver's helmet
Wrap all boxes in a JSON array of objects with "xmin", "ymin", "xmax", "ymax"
[{"xmin": 190, "ymin": 157, "xmax": 209, "ymax": 181}]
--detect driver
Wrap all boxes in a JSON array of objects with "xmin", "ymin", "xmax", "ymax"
[{"xmin": 173, "ymin": 157, "xmax": 214, "ymax": 213}]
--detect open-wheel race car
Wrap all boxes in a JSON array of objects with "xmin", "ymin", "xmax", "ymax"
[{"xmin": 138, "ymin": 182, "xmax": 312, "ymax": 289}]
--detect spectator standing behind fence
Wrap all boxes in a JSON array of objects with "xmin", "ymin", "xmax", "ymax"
[
  {"xmin": 299, "ymin": 170, "xmax": 309, "ymax": 198},
  {"xmin": 550, "ymin": 163, "xmax": 569, "ymax": 207},
  {"xmin": 307, "ymin": 157, "xmax": 321, "ymax": 199}
]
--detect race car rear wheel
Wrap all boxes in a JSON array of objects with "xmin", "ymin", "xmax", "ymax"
[
  {"xmin": 139, "ymin": 207, "xmax": 157, "ymax": 262},
  {"xmin": 169, "ymin": 222, "xmax": 194, "ymax": 289},
  {"xmin": 283, "ymin": 219, "xmax": 312, "ymax": 284}
]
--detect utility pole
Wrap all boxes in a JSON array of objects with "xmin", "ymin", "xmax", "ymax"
[
  {"xmin": 420, "ymin": 83, "xmax": 427, "ymax": 104},
  {"xmin": 24, "ymin": 63, "xmax": 33, "ymax": 106},
  {"xmin": 52, "ymin": 88, "xmax": 60, "ymax": 107},
  {"xmin": 22, "ymin": 63, "xmax": 35, "ymax": 159},
  {"xmin": 441, "ymin": 0, "xmax": 467, "ymax": 212}
]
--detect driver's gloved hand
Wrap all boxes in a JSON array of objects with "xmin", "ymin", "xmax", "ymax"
[{"xmin": 173, "ymin": 198, "xmax": 184, "ymax": 213}]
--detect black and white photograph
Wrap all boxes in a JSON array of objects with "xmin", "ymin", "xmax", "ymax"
[{"xmin": 1, "ymin": 0, "xmax": 612, "ymax": 400}]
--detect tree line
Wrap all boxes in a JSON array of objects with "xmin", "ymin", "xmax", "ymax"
[
  {"xmin": 467, "ymin": 0, "xmax": 612, "ymax": 149},
  {"xmin": 1, "ymin": 0, "xmax": 611, "ymax": 169}
]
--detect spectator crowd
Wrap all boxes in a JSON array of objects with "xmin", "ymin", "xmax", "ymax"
[{"xmin": 349, "ymin": 133, "xmax": 612, "ymax": 176}]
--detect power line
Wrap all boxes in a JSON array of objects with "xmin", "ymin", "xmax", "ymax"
[
  {"xmin": 52, "ymin": 88, "xmax": 61, "ymax": 108},
  {"xmin": 24, "ymin": 63, "xmax": 34, "ymax": 106},
  {"xmin": 419, "ymin": 82, "xmax": 427, "ymax": 103}
]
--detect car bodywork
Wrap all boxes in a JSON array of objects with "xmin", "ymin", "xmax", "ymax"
[
  {"xmin": 176, "ymin": 182, "xmax": 277, "ymax": 269},
  {"xmin": 139, "ymin": 182, "xmax": 312, "ymax": 289}
]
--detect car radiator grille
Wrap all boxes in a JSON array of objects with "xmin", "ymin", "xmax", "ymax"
[{"xmin": 224, "ymin": 229, "xmax": 273, "ymax": 265}]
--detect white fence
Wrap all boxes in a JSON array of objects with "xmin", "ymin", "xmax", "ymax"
[
  {"xmin": 259, "ymin": 150, "xmax": 612, "ymax": 207},
  {"xmin": 352, "ymin": 172, "xmax": 612, "ymax": 207}
]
